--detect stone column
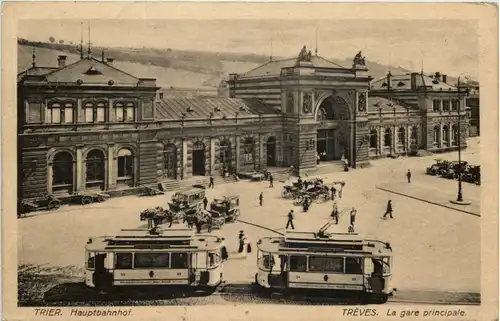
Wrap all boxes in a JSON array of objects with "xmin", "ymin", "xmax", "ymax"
[
  {"xmin": 47, "ymin": 162, "xmax": 53, "ymax": 194},
  {"xmin": 392, "ymin": 126, "xmax": 397, "ymax": 153},
  {"xmin": 448, "ymin": 123, "xmax": 453, "ymax": 146},
  {"xmin": 182, "ymin": 140, "xmax": 188, "ymax": 179},
  {"xmin": 259, "ymin": 135, "xmax": 265, "ymax": 169},
  {"xmin": 108, "ymin": 99, "xmax": 114, "ymax": 122},
  {"xmin": 210, "ymin": 138, "xmax": 216, "ymax": 175},
  {"xmin": 107, "ymin": 144, "xmax": 115, "ymax": 190},
  {"xmin": 76, "ymin": 146, "xmax": 84, "ymax": 191},
  {"xmin": 235, "ymin": 136, "xmax": 241, "ymax": 172},
  {"xmin": 378, "ymin": 127, "xmax": 383, "ymax": 155}
]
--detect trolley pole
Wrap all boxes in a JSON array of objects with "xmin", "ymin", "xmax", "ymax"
[{"xmin": 457, "ymin": 79, "xmax": 463, "ymax": 202}]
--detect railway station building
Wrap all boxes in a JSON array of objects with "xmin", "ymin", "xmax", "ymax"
[{"xmin": 17, "ymin": 46, "xmax": 469, "ymax": 200}]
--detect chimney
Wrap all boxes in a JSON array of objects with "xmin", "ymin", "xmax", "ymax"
[
  {"xmin": 434, "ymin": 72, "xmax": 441, "ymax": 82},
  {"xmin": 57, "ymin": 55, "xmax": 67, "ymax": 68},
  {"xmin": 410, "ymin": 72, "xmax": 418, "ymax": 89},
  {"xmin": 106, "ymin": 58, "xmax": 114, "ymax": 66},
  {"xmin": 442, "ymin": 74, "xmax": 447, "ymax": 83},
  {"xmin": 159, "ymin": 92, "xmax": 164, "ymax": 100}
]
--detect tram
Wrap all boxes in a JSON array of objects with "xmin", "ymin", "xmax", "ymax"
[
  {"xmin": 254, "ymin": 221, "xmax": 395, "ymax": 303},
  {"xmin": 84, "ymin": 228, "xmax": 228, "ymax": 294}
]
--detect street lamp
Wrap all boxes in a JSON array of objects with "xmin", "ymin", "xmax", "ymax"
[{"xmin": 451, "ymin": 73, "xmax": 471, "ymax": 205}]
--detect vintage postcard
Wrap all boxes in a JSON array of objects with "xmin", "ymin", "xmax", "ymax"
[{"xmin": 2, "ymin": 2, "xmax": 498, "ymax": 321}]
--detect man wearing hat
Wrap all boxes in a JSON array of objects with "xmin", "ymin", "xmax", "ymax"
[
  {"xmin": 238, "ymin": 230, "xmax": 245, "ymax": 253},
  {"xmin": 286, "ymin": 210, "xmax": 295, "ymax": 230}
]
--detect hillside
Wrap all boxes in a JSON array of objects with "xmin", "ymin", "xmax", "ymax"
[{"xmin": 18, "ymin": 40, "xmax": 413, "ymax": 89}]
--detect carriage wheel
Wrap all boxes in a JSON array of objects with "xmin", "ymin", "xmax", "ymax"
[
  {"xmin": 47, "ymin": 201, "xmax": 60, "ymax": 210},
  {"xmin": 81, "ymin": 197, "xmax": 93, "ymax": 206}
]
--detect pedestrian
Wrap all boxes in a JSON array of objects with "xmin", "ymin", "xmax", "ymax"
[
  {"xmin": 203, "ymin": 197, "xmax": 208, "ymax": 210},
  {"xmin": 331, "ymin": 186, "xmax": 337, "ymax": 200},
  {"xmin": 167, "ymin": 211, "xmax": 173, "ymax": 228},
  {"xmin": 242, "ymin": 235, "xmax": 251, "ymax": 258},
  {"xmin": 269, "ymin": 174, "xmax": 274, "ymax": 188},
  {"xmin": 195, "ymin": 216, "xmax": 202, "ymax": 233},
  {"xmin": 238, "ymin": 230, "xmax": 245, "ymax": 253},
  {"xmin": 338, "ymin": 182, "xmax": 345, "ymax": 198},
  {"xmin": 383, "ymin": 200, "xmax": 394, "ymax": 219},
  {"xmin": 286, "ymin": 210, "xmax": 295, "ymax": 230},
  {"xmin": 259, "ymin": 192, "xmax": 263, "ymax": 206},
  {"xmin": 209, "ymin": 175, "xmax": 214, "ymax": 188},
  {"xmin": 406, "ymin": 169, "xmax": 412, "ymax": 183},
  {"xmin": 317, "ymin": 153, "xmax": 321, "ymax": 165},
  {"xmin": 331, "ymin": 202, "xmax": 339, "ymax": 224},
  {"xmin": 302, "ymin": 196, "xmax": 310, "ymax": 213},
  {"xmin": 349, "ymin": 207, "xmax": 357, "ymax": 226}
]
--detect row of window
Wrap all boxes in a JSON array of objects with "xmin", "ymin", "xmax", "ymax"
[
  {"xmin": 369, "ymin": 127, "xmax": 419, "ymax": 149},
  {"xmin": 433, "ymin": 125, "xmax": 460, "ymax": 145},
  {"xmin": 47, "ymin": 101, "xmax": 136, "ymax": 124},
  {"xmin": 432, "ymin": 99, "xmax": 460, "ymax": 112}
]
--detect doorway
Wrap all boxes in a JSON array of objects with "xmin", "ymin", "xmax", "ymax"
[
  {"xmin": 192, "ymin": 142, "xmax": 206, "ymax": 176},
  {"xmin": 316, "ymin": 129, "xmax": 336, "ymax": 161},
  {"xmin": 266, "ymin": 137, "xmax": 276, "ymax": 167}
]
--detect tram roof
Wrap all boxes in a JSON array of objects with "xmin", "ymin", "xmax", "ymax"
[
  {"xmin": 86, "ymin": 228, "xmax": 224, "ymax": 252},
  {"xmin": 257, "ymin": 231, "xmax": 392, "ymax": 256}
]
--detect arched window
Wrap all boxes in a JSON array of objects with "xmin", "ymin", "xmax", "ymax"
[
  {"xmin": 451, "ymin": 125, "xmax": 458, "ymax": 146},
  {"xmin": 126, "ymin": 102, "xmax": 135, "ymax": 121},
  {"xmin": 96, "ymin": 102, "xmax": 106, "ymax": 122},
  {"xmin": 433, "ymin": 126, "xmax": 440, "ymax": 145},
  {"xmin": 84, "ymin": 102, "xmax": 94, "ymax": 123},
  {"xmin": 369, "ymin": 129, "xmax": 378, "ymax": 149},
  {"xmin": 411, "ymin": 126, "xmax": 418, "ymax": 144},
  {"xmin": 115, "ymin": 102, "xmax": 135, "ymax": 122},
  {"xmin": 243, "ymin": 137, "xmax": 255, "ymax": 164},
  {"xmin": 117, "ymin": 148, "xmax": 134, "ymax": 186},
  {"xmin": 86, "ymin": 149, "xmax": 105, "ymax": 183},
  {"xmin": 397, "ymin": 127, "xmax": 406, "ymax": 145},
  {"xmin": 115, "ymin": 102, "xmax": 125, "ymax": 122},
  {"xmin": 48, "ymin": 102, "xmax": 62, "ymax": 124},
  {"xmin": 52, "ymin": 151, "xmax": 73, "ymax": 186},
  {"xmin": 442, "ymin": 125, "xmax": 449, "ymax": 146},
  {"xmin": 384, "ymin": 128, "xmax": 392, "ymax": 147},
  {"xmin": 63, "ymin": 102, "xmax": 74, "ymax": 123}
]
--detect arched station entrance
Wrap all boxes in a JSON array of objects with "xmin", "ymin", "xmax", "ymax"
[
  {"xmin": 192, "ymin": 141, "xmax": 206, "ymax": 176},
  {"xmin": 315, "ymin": 95, "xmax": 351, "ymax": 163}
]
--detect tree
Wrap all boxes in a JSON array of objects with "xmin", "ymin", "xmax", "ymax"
[
  {"xmin": 59, "ymin": 40, "xmax": 64, "ymax": 44},
  {"xmin": 49, "ymin": 37, "xmax": 55, "ymax": 43}
]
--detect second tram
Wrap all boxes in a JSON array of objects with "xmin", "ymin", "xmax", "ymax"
[
  {"xmin": 255, "ymin": 226, "xmax": 395, "ymax": 303},
  {"xmin": 85, "ymin": 228, "xmax": 228, "ymax": 294}
]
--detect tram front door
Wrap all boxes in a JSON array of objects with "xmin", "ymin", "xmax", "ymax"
[{"xmin": 93, "ymin": 253, "xmax": 113, "ymax": 290}]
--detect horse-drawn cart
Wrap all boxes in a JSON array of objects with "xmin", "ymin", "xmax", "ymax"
[{"xmin": 167, "ymin": 188, "xmax": 205, "ymax": 223}]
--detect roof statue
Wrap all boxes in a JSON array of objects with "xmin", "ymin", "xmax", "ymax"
[
  {"xmin": 353, "ymin": 50, "xmax": 366, "ymax": 66},
  {"xmin": 296, "ymin": 45, "xmax": 312, "ymax": 63}
]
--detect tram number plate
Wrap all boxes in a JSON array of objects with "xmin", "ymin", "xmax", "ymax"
[
  {"xmin": 115, "ymin": 279, "xmax": 186, "ymax": 285},
  {"xmin": 289, "ymin": 283, "xmax": 363, "ymax": 290}
]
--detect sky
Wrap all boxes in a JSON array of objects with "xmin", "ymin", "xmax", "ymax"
[{"xmin": 18, "ymin": 19, "xmax": 479, "ymax": 79}]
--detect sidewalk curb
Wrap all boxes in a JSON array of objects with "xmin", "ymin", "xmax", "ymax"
[{"xmin": 376, "ymin": 186, "xmax": 480, "ymax": 217}]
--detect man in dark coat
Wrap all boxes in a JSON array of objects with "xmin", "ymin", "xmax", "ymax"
[
  {"xmin": 383, "ymin": 200, "xmax": 394, "ymax": 219},
  {"xmin": 238, "ymin": 230, "xmax": 245, "ymax": 253},
  {"xmin": 259, "ymin": 192, "xmax": 263, "ymax": 206},
  {"xmin": 203, "ymin": 197, "xmax": 208, "ymax": 210},
  {"xmin": 269, "ymin": 174, "xmax": 274, "ymax": 188},
  {"xmin": 406, "ymin": 169, "xmax": 412, "ymax": 183},
  {"xmin": 209, "ymin": 175, "xmax": 214, "ymax": 188},
  {"xmin": 286, "ymin": 210, "xmax": 295, "ymax": 229}
]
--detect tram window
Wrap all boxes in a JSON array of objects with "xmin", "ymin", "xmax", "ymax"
[
  {"xmin": 115, "ymin": 253, "xmax": 133, "ymax": 269},
  {"xmin": 309, "ymin": 256, "xmax": 343, "ymax": 273},
  {"xmin": 345, "ymin": 257, "xmax": 363, "ymax": 274},
  {"xmin": 86, "ymin": 252, "xmax": 95, "ymax": 269},
  {"xmin": 134, "ymin": 252, "xmax": 170, "ymax": 268},
  {"xmin": 289, "ymin": 256, "xmax": 307, "ymax": 272},
  {"xmin": 171, "ymin": 253, "xmax": 189, "ymax": 269}
]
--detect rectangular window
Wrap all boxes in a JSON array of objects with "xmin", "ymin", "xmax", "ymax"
[
  {"xmin": 289, "ymin": 255, "xmax": 307, "ymax": 272},
  {"xmin": 451, "ymin": 100, "xmax": 459, "ymax": 111},
  {"xmin": 171, "ymin": 253, "xmax": 189, "ymax": 269},
  {"xmin": 97, "ymin": 107, "xmax": 106, "ymax": 122},
  {"xmin": 115, "ymin": 253, "xmax": 133, "ymax": 269},
  {"xmin": 143, "ymin": 100, "xmax": 154, "ymax": 119},
  {"xmin": 432, "ymin": 100, "xmax": 441, "ymax": 112},
  {"xmin": 442, "ymin": 100, "xmax": 450, "ymax": 111},
  {"xmin": 134, "ymin": 252, "xmax": 170, "ymax": 268},
  {"xmin": 308, "ymin": 256, "xmax": 344, "ymax": 273},
  {"xmin": 345, "ymin": 257, "xmax": 363, "ymax": 274},
  {"xmin": 27, "ymin": 102, "xmax": 42, "ymax": 123},
  {"xmin": 116, "ymin": 106, "xmax": 124, "ymax": 122},
  {"xmin": 85, "ymin": 108, "xmax": 94, "ymax": 122},
  {"xmin": 51, "ymin": 107, "xmax": 61, "ymax": 123},
  {"xmin": 64, "ymin": 107, "xmax": 73, "ymax": 123},
  {"xmin": 126, "ymin": 106, "xmax": 135, "ymax": 121}
]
